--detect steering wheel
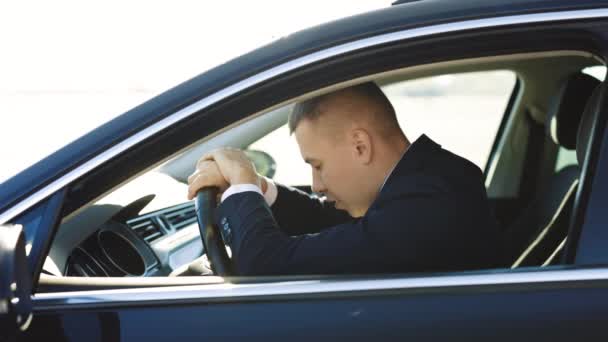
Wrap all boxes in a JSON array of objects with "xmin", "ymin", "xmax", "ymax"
[{"xmin": 195, "ymin": 187, "xmax": 234, "ymax": 276}]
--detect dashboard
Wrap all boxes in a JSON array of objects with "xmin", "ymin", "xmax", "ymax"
[
  {"xmin": 42, "ymin": 106, "xmax": 292, "ymax": 278},
  {"xmin": 46, "ymin": 171, "xmax": 205, "ymax": 277},
  {"xmin": 64, "ymin": 201, "xmax": 202, "ymax": 277}
]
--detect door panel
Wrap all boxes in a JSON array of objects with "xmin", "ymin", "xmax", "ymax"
[{"xmin": 22, "ymin": 278, "xmax": 608, "ymax": 341}]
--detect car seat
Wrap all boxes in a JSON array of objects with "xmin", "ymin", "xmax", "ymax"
[{"xmin": 504, "ymin": 73, "xmax": 599, "ymax": 267}]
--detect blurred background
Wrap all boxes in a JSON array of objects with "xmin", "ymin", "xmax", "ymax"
[
  {"xmin": 0, "ymin": 0, "xmax": 390, "ymax": 183},
  {"xmin": 8, "ymin": 1, "xmax": 595, "ymax": 187}
]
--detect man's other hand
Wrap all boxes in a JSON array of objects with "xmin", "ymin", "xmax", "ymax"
[{"xmin": 187, "ymin": 148, "xmax": 261, "ymax": 200}]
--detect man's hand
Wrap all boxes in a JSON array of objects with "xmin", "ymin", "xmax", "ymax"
[
  {"xmin": 187, "ymin": 160, "xmax": 229, "ymax": 200},
  {"xmin": 187, "ymin": 148, "xmax": 262, "ymax": 200}
]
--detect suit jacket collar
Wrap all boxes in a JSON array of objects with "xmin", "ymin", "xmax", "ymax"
[{"xmin": 377, "ymin": 134, "xmax": 440, "ymax": 199}]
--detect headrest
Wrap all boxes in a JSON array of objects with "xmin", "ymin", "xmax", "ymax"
[
  {"xmin": 577, "ymin": 84, "xmax": 603, "ymax": 164},
  {"xmin": 546, "ymin": 73, "xmax": 600, "ymax": 149}
]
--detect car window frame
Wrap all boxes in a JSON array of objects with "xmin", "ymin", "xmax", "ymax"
[
  {"xmin": 3, "ymin": 9, "xmax": 608, "ymax": 301},
  {"xmin": 484, "ymin": 79, "xmax": 522, "ymax": 177}
]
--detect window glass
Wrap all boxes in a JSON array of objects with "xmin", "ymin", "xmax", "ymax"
[
  {"xmin": 249, "ymin": 125, "xmax": 309, "ymax": 185},
  {"xmin": 582, "ymin": 66, "xmax": 606, "ymax": 81},
  {"xmin": 250, "ymin": 70, "xmax": 517, "ymax": 186},
  {"xmin": 384, "ymin": 71, "xmax": 516, "ymax": 170},
  {"xmin": 555, "ymin": 147, "xmax": 578, "ymax": 172}
]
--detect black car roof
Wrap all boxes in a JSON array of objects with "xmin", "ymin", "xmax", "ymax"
[{"xmin": 1, "ymin": 0, "xmax": 606, "ymax": 214}]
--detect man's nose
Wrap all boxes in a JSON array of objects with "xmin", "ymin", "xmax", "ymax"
[{"xmin": 311, "ymin": 173, "xmax": 326, "ymax": 194}]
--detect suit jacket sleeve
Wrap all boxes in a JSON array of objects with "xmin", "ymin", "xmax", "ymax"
[
  {"xmin": 269, "ymin": 184, "xmax": 352, "ymax": 235},
  {"xmin": 216, "ymin": 184, "xmax": 482, "ymax": 276}
]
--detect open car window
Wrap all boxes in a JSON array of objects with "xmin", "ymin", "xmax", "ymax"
[
  {"xmin": 250, "ymin": 71, "xmax": 517, "ymax": 187},
  {"xmin": 36, "ymin": 47, "xmax": 606, "ymax": 294}
]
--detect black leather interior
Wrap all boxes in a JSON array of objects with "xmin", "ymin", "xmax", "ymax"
[
  {"xmin": 507, "ymin": 73, "xmax": 601, "ymax": 267},
  {"xmin": 546, "ymin": 73, "xmax": 599, "ymax": 149},
  {"xmin": 506, "ymin": 166, "xmax": 579, "ymax": 266}
]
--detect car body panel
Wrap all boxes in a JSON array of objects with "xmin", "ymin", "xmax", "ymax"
[
  {"xmin": 27, "ymin": 287, "xmax": 608, "ymax": 341},
  {"xmin": 24, "ymin": 268, "xmax": 608, "ymax": 340}
]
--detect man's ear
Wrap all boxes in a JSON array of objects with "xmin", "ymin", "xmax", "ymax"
[{"xmin": 351, "ymin": 128, "xmax": 372, "ymax": 164}]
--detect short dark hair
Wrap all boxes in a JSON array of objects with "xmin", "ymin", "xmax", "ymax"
[{"xmin": 288, "ymin": 82, "xmax": 397, "ymax": 134}]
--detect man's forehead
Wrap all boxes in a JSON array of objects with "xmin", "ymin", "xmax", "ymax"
[
  {"xmin": 294, "ymin": 118, "xmax": 317, "ymax": 140},
  {"xmin": 294, "ymin": 119, "xmax": 326, "ymax": 161}
]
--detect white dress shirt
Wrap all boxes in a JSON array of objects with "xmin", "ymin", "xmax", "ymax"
[{"xmin": 221, "ymin": 177, "xmax": 278, "ymax": 205}]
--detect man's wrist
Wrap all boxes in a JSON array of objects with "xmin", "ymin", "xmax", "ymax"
[
  {"xmin": 220, "ymin": 176, "xmax": 277, "ymax": 206},
  {"xmin": 232, "ymin": 175, "xmax": 259, "ymax": 187},
  {"xmin": 221, "ymin": 184, "xmax": 263, "ymax": 202}
]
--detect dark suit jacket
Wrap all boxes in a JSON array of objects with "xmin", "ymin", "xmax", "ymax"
[{"xmin": 216, "ymin": 135, "xmax": 503, "ymax": 275}]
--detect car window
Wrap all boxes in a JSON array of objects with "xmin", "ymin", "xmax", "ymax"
[
  {"xmin": 248, "ymin": 125, "xmax": 309, "ymax": 185},
  {"xmin": 250, "ymin": 70, "xmax": 517, "ymax": 186},
  {"xmin": 385, "ymin": 71, "xmax": 516, "ymax": 170},
  {"xmin": 555, "ymin": 147, "xmax": 578, "ymax": 172},
  {"xmin": 582, "ymin": 65, "xmax": 606, "ymax": 81}
]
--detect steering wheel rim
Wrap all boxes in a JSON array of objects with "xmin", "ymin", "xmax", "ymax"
[{"xmin": 195, "ymin": 187, "xmax": 234, "ymax": 276}]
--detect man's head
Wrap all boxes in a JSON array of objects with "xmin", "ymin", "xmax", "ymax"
[{"xmin": 289, "ymin": 82, "xmax": 409, "ymax": 217}]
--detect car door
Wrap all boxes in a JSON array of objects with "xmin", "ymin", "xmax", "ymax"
[
  {"xmin": 4, "ymin": 2, "xmax": 608, "ymax": 341},
  {"xmin": 21, "ymin": 92, "xmax": 608, "ymax": 340}
]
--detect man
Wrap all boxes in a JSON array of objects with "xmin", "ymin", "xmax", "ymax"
[{"xmin": 187, "ymin": 82, "xmax": 503, "ymax": 275}]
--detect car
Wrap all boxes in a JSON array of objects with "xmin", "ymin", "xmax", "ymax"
[{"xmin": 3, "ymin": 0, "xmax": 608, "ymax": 340}]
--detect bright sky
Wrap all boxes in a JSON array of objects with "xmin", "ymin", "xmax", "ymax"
[{"xmin": 0, "ymin": 0, "xmax": 390, "ymax": 183}]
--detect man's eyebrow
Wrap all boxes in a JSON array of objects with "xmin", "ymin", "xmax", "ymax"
[{"xmin": 304, "ymin": 158, "xmax": 318, "ymax": 164}]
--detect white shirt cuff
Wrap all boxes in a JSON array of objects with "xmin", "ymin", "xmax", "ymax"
[
  {"xmin": 220, "ymin": 177, "xmax": 278, "ymax": 206},
  {"xmin": 221, "ymin": 184, "xmax": 262, "ymax": 203},
  {"xmin": 263, "ymin": 177, "xmax": 278, "ymax": 206}
]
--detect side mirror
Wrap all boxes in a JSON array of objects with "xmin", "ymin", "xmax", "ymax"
[
  {"xmin": 244, "ymin": 150, "xmax": 277, "ymax": 179},
  {"xmin": 0, "ymin": 224, "xmax": 33, "ymax": 339}
]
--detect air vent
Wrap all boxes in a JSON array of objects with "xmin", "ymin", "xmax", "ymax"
[
  {"xmin": 65, "ymin": 248, "xmax": 108, "ymax": 277},
  {"xmin": 163, "ymin": 204, "xmax": 197, "ymax": 231},
  {"xmin": 128, "ymin": 217, "xmax": 164, "ymax": 243}
]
